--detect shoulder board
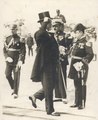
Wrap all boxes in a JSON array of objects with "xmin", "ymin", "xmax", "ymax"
[{"xmin": 86, "ymin": 42, "xmax": 92, "ymax": 47}]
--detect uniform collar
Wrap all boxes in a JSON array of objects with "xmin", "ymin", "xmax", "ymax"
[{"xmin": 76, "ymin": 35, "xmax": 86, "ymax": 43}]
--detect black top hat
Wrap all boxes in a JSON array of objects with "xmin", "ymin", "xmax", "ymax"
[
  {"xmin": 74, "ymin": 23, "xmax": 86, "ymax": 32},
  {"xmin": 38, "ymin": 11, "xmax": 51, "ymax": 22}
]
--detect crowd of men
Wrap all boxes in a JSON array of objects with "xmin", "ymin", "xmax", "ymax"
[{"xmin": 3, "ymin": 9, "xmax": 96, "ymax": 116}]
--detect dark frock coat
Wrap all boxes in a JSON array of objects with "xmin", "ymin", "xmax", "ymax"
[
  {"xmin": 30, "ymin": 23, "xmax": 59, "ymax": 114},
  {"xmin": 30, "ymin": 29, "xmax": 59, "ymax": 82}
]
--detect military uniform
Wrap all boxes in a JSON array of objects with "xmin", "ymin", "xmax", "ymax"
[
  {"xmin": 3, "ymin": 34, "xmax": 26, "ymax": 95},
  {"xmin": 68, "ymin": 36, "xmax": 94, "ymax": 108},
  {"xmin": 54, "ymin": 31, "xmax": 73, "ymax": 99}
]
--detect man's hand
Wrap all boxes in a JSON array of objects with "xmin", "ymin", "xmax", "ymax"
[
  {"xmin": 5, "ymin": 57, "xmax": 13, "ymax": 63},
  {"xmin": 44, "ymin": 17, "xmax": 51, "ymax": 23},
  {"xmin": 73, "ymin": 62, "xmax": 83, "ymax": 71},
  {"xmin": 15, "ymin": 61, "xmax": 22, "ymax": 72},
  {"xmin": 59, "ymin": 45, "xmax": 66, "ymax": 55},
  {"xmin": 17, "ymin": 61, "xmax": 22, "ymax": 68}
]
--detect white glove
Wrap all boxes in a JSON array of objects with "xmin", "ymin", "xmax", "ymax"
[
  {"xmin": 73, "ymin": 62, "xmax": 83, "ymax": 71},
  {"xmin": 59, "ymin": 46, "xmax": 66, "ymax": 55},
  {"xmin": 6, "ymin": 57, "xmax": 13, "ymax": 63},
  {"xmin": 17, "ymin": 61, "xmax": 22, "ymax": 68},
  {"xmin": 79, "ymin": 62, "xmax": 83, "ymax": 68},
  {"xmin": 44, "ymin": 17, "xmax": 50, "ymax": 22}
]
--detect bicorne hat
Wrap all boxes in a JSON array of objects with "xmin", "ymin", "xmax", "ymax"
[{"xmin": 74, "ymin": 23, "xmax": 86, "ymax": 32}]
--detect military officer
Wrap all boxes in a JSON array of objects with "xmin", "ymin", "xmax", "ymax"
[
  {"xmin": 3, "ymin": 24, "xmax": 26, "ymax": 98},
  {"xmin": 68, "ymin": 23, "xmax": 94, "ymax": 109},
  {"xmin": 52, "ymin": 19, "xmax": 73, "ymax": 103}
]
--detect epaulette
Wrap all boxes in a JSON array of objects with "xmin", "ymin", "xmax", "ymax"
[{"xmin": 6, "ymin": 35, "xmax": 12, "ymax": 39}]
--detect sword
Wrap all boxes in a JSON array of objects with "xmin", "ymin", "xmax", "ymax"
[
  {"xmin": 81, "ymin": 69, "xmax": 86, "ymax": 108},
  {"xmin": 59, "ymin": 62, "xmax": 67, "ymax": 95},
  {"xmin": 14, "ymin": 66, "xmax": 21, "ymax": 95}
]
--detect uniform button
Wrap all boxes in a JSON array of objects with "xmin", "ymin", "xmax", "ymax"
[{"xmin": 17, "ymin": 43, "xmax": 19, "ymax": 46}]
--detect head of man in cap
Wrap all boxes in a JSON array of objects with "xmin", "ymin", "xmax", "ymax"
[
  {"xmin": 52, "ymin": 19, "xmax": 64, "ymax": 33},
  {"xmin": 56, "ymin": 9, "xmax": 60, "ymax": 16},
  {"xmin": 11, "ymin": 24, "xmax": 18, "ymax": 35},
  {"xmin": 74, "ymin": 23, "xmax": 86, "ymax": 40}
]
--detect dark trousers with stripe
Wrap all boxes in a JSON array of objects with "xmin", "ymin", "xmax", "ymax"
[
  {"xmin": 74, "ymin": 72, "xmax": 82, "ymax": 106},
  {"xmin": 5, "ymin": 63, "xmax": 20, "ymax": 95}
]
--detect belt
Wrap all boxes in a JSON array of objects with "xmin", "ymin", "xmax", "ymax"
[
  {"xmin": 72, "ymin": 55, "xmax": 88, "ymax": 65},
  {"xmin": 8, "ymin": 48, "xmax": 20, "ymax": 51},
  {"xmin": 71, "ymin": 56, "xmax": 82, "ymax": 60}
]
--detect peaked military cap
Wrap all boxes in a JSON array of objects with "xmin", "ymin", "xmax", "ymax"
[
  {"xmin": 11, "ymin": 24, "xmax": 18, "ymax": 30},
  {"xmin": 52, "ymin": 19, "xmax": 64, "ymax": 26}
]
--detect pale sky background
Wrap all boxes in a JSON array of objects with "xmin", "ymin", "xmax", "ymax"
[
  {"xmin": 0, "ymin": 0, "xmax": 98, "ymax": 36},
  {"xmin": 0, "ymin": 1, "xmax": 98, "ymax": 117},
  {"xmin": 0, "ymin": 0, "xmax": 98, "ymax": 64}
]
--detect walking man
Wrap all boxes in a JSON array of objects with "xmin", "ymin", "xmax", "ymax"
[
  {"xmin": 30, "ymin": 11, "xmax": 60, "ymax": 116},
  {"xmin": 26, "ymin": 33, "xmax": 34, "ymax": 56},
  {"xmin": 3, "ymin": 24, "xmax": 26, "ymax": 98}
]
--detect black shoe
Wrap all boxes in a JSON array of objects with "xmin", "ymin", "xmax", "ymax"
[
  {"xmin": 70, "ymin": 104, "xmax": 78, "ymax": 108},
  {"xmin": 11, "ymin": 92, "xmax": 14, "ymax": 95},
  {"xmin": 11, "ymin": 90, "xmax": 14, "ymax": 95},
  {"xmin": 78, "ymin": 105, "xmax": 83, "ymax": 110},
  {"xmin": 48, "ymin": 112, "xmax": 60, "ymax": 116},
  {"xmin": 29, "ymin": 96, "xmax": 37, "ymax": 108},
  {"xmin": 62, "ymin": 99, "xmax": 68, "ymax": 104},
  {"xmin": 13, "ymin": 94, "xmax": 18, "ymax": 99},
  {"xmin": 53, "ymin": 98, "xmax": 62, "ymax": 102}
]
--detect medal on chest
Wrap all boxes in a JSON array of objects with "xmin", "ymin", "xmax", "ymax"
[
  {"xmin": 58, "ymin": 35, "xmax": 64, "ymax": 41},
  {"xmin": 78, "ymin": 43, "xmax": 84, "ymax": 49}
]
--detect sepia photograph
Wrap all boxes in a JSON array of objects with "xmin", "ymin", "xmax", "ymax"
[{"xmin": 0, "ymin": 0, "xmax": 98, "ymax": 120}]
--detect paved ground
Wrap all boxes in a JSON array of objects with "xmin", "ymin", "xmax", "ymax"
[{"xmin": 0, "ymin": 47, "xmax": 98, "ymax": 120}]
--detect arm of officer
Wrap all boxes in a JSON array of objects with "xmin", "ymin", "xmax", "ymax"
[
  {"xmin": 82, "ymin": 42, "xmax": 94, "ymax": 64},
  {"xmin": 18, "ymin": 40, "xmax": 26, "ymax": 67},
  {"xmin": 3, "ymin": 38, "xmax": 8, "ymax": 59},
  {"xmin": 3, "ymin": 36, "xmax": 14, "ymax": 63}
]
